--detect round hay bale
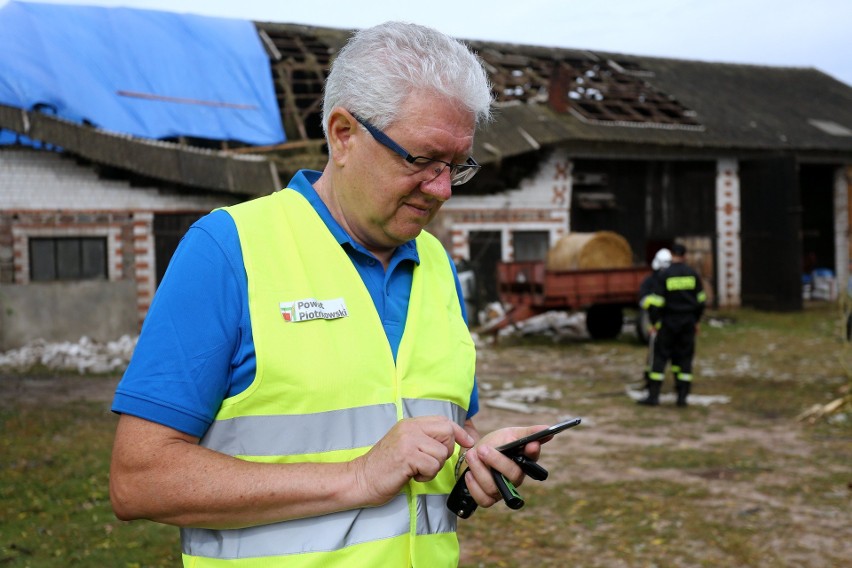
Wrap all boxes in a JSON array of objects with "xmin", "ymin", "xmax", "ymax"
[{"xmin": 546, "ymin": 231, "xmax": 633, "ymax": 270}]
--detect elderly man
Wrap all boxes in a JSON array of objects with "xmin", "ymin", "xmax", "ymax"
[{"xmin": 109, "ymin": 21, "xmax": 550, "ymax": 567}]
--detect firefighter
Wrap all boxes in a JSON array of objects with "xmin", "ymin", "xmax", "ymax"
[
  {"xmin": 640, "ymin": 243, "xmax": 706, "ymax": 407},
  {"xmin": 638, "ymin": 248, "xmax": 671, "ymax": 390}
]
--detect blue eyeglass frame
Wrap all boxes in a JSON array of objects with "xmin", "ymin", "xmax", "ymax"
[{"xmin": 351, "ymin": 112, "xmax": 480, "ymax": 186}]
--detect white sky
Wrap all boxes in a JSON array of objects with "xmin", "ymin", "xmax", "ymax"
[{"xmin": 4, "ymin": 0, "xmax": 852, "ymax": 86}]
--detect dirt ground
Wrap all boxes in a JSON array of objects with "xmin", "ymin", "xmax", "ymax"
[
  {"xmin": 461, "ymin": 331, "xmax": 851, "ymax": 568},
  {"xmin": 0, "ymin": 373, "xmax": 120, "ymax": 407},
  {"xmin": 2, "ymin": 311, "xmax": 850, "ymax": 567}
]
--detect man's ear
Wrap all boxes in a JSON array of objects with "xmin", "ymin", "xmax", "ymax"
[{"xmin": 326, "ymin": 108, "xmax": 358, "ymax": 166}]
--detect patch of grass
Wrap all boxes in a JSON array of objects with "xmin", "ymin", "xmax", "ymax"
[{"xmin": 0, "ymin": 403, "xmax": 179, "ymax": 566}]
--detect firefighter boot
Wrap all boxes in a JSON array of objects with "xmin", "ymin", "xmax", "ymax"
[
  {"xmin": 637, "ymin": 380, "xmax": 661, "ymax": 406},
  {"xmin": 675, "ymin": 379, "xmax": 691, "ymax": 407}
]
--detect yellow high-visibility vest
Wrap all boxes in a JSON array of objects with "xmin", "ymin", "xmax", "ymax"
[{"xmin": 181, "ymin": 188, "xmax": 475, "ymax": 567}]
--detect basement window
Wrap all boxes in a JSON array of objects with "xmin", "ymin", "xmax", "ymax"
[{"xmin": 29, "ymin": 237, "xmax": 107, "ymax": 281}]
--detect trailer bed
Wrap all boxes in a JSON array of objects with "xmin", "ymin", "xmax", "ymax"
[{"xmin": 492, "ymin": 261, "xmax": 652, "ymax": 338}]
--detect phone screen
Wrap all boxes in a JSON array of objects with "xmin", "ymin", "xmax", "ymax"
[{"xmin": 494, "ymin": 417, "xmax": 581, "ymax": 455}]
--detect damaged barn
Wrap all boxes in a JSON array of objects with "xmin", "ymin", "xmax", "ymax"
[{"xmin": 1, "ymin": 5, "xmax": 851, "ymax": 348}]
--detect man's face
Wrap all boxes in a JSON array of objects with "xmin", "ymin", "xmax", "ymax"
[{"xmin": 336, "ymin": 93, "xmax": 476, "ymax": 256}]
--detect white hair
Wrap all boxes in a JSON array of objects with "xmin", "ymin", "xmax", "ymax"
[{"xmin": 322, "ymin": 21, "xmax": 493, "ymax": 137}]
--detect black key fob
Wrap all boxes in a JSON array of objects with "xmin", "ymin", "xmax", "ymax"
[{"xmin": 447, "ymin": 469, "xmax": 478, "ymax": 518}]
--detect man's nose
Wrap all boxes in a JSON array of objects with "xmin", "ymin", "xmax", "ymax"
[{"xmin": 421, "ymin": 165, "xmax": 453, "ymax": 201}]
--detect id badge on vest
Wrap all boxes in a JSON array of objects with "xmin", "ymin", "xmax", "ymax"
[{"xmin": 279, "ymin": 297, "xmax": 349, "ymax": 322}]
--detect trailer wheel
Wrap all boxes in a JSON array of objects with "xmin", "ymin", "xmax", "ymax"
[{"xmin": 586, "ymin": 305, "xmax": 624, "ymax": 339}]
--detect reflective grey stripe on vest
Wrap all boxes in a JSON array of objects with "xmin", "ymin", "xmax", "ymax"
[
  {"xmin": 416, "ymin": 494, "xmax": 457, "ymax": 536},
  {"xmin": 201, "ymin": 400, "xmax": 466, "ymax": 456},
  {"xmin": 181, "ymin": 493, "xmax": 457, "ymax": 559},
  {"xmin": 181, "ymin": 494, "xmax": 409, "ymax": 559},
  {"xmin": 186, "ymin": 398, "xmax": 464, "ymax": 560},
  {"xmin": 403, "ymin": 398, "xmax": 466, "ymax": 427},
  {"xmin": 200, "ymin": 404, "xmax": 398, "ymax": 456}
]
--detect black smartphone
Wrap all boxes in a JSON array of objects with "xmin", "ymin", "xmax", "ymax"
[
  {"xmin": 446, "ymin": 417, "xmax": 582, "ymax": 518},
  {"xmin": 494, "ymin": 417, "xmax": 582, "ymax": 456}
]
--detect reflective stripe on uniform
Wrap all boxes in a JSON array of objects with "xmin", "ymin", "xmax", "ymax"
[
  {"xmin": 182, "ymin": 495, "xmax": 409, "ymax": 558},
  {"xmin": 201, "ymin": 404, "xmax": 397, "ymax": 456},
  {"xmin": 665, "ymin": 276, "xmax": 696, "ymax": 291},
  {"xmin": 415, "ymin": 494, "xmax": 457, "ymax": 536},
  {"xmin": 403, "ymin": 398, "xmax": 466, "ymax": 426},
  {"xmin": 201, "ymin": 399, "xmax": 466, "ymax": 457},
  {"xmin": 182, "ymin": 494, "xmax": 456, "ymax": 559}
]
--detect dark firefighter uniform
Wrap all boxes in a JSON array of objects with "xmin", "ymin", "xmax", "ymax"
[
  {"xmin": 637, "ymin": 269, "xmax": 664, "ymax": 385},
  {"xmin": 642, "ymin": 260, "xmax": 706, "ymax": 406}
]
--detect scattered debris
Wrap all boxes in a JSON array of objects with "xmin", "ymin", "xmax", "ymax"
[
  {"xmin": 0, "ymin": 335, "xmax": 137, "ymax": 374},
  {"xmin": 796, "ymin": 393, "xmax": 852, "ymax": 424},
  {"xmin": 625, "ymin": 386, "xmax": 731, "ymax": 406},
  {"xmin": 477, "ymin": 302, "xmax": 506, "ymax": 330},
  {"xmin": 706, "ymin": 316, "xmax": 736, "ymax": 328},
  {"xmin": 485, "ymin": 399, "xmax": 542, "ymax": 414},
  {"xmin": 482, "ymin": 383, "xmax": 562, "ymax": 414},
  {"xmin": 497, "ymin": 310, "xmax": 588, "ymax": 340}
]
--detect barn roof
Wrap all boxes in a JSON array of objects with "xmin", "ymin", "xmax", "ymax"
[
  {"xmin": 2, "ymin": 6, "xmax": 851, "ymax": 195},
  {"xmin": 253, "ymin": 23, "xmax": 852, "ymax": 186}
]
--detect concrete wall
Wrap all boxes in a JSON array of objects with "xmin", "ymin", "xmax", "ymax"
[{"xmin": 0, "ymin": 280, "xmax": 138, "ymax": 350}]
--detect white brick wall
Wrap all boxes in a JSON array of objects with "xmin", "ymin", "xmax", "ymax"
[
  {"xmin": 0, "ymin": 148, "xmax": 236, "ymax": 211},
  {"xmin": 1, "ymin": 147, "xmax": 244, "ymax": 327},
  {"xmin": 443, "ymin": 150, "xmax": 571, "ymax": 261}
]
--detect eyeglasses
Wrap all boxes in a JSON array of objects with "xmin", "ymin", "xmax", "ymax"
[{"xmin": 351, "ymin": 112, "xmax": 480, "ymax": 186}]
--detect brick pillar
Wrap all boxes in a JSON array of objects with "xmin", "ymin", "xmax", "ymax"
[
  {"xmin": 715, "ymin": 159, "xmax": 741, "ymax": 307},
  {"xmin": 555, "ymin": 157, "xmax": 572, "ymax": 235},
  {"xmin": 132, "ymin": 212, "xmax": 156, "ymax": 328},
  {"xmin": 451, "ymin": 228, "xmax": 468, "ymax": 263}
]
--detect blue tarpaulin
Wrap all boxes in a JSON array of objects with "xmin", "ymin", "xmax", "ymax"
[{"xmin": 0, "ymin": 1, "xmax": 285, "ymax": 145}]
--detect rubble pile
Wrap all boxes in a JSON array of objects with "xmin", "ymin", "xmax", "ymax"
[
  {"xmin": 474, "ymin": 303, "xmax": 590, "ymax": 342},
  {"xmin": 624, "ymin": 386, "xmax": 731, "ymax": 407},
  {"xmin": 0, "ymin": 335, "xmax": 137, "ymax": 374}
]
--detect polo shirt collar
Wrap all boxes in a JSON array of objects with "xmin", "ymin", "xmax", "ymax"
[{"xmin": 287, "ymin": 170, "xmax": 420, "ymax": 266}]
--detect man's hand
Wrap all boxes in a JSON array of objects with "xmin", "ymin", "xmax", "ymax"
[
  {"xmin": 353, "ymin": 416, "xmax": 474, "ymax": 506},
  {"xmin": 458, "ymin": 425, "xmax": 550, "ymax": 508}
]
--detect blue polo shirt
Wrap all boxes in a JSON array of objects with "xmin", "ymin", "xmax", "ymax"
[{"xmin": 112, "ymin": 170, "xmax": 478, "ymax": 438}]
